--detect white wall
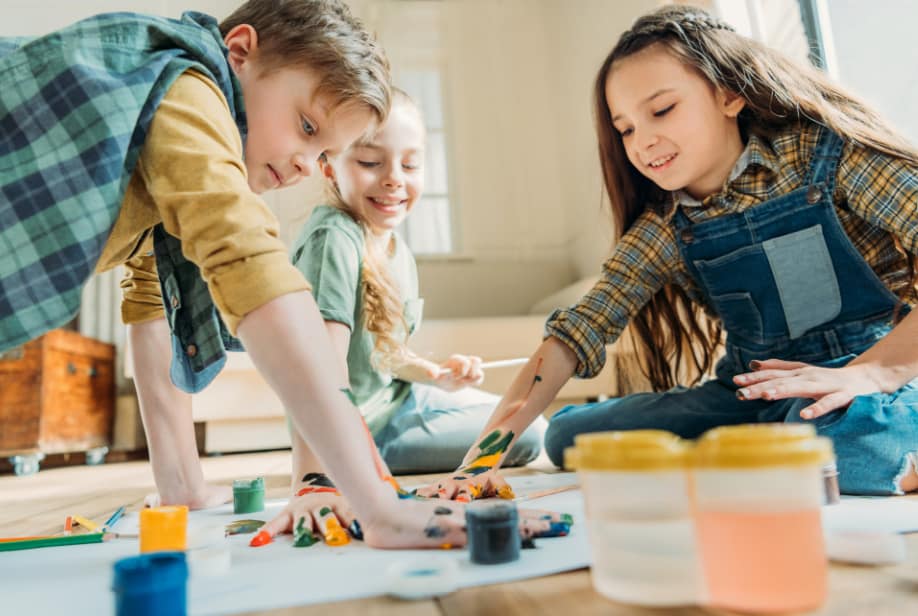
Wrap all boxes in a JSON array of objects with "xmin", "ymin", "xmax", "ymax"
[{"xmin": 3, "ymin": 0, "xmax": 655, "ymax": 318}]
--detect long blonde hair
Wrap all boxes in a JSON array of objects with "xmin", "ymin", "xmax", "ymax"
[
  {"xmin": 595, "ymin": 5, "xmax": 918, "ymax": 391},
  {"xmin": 326, "ymin": 90, "xmax": 423, "ymax": 371}
]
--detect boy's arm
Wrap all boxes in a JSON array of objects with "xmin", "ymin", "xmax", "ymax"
[
  {"xmin": 128, "ymin": 318, "xmax": 231, "ymax": 508},
  {"xmin": 239, "ymin": 293, "xmax": 404, "ymax": 526},
  {"xmin": 416, "ymin": 336, "xmax": 577, "ymax": 501}
]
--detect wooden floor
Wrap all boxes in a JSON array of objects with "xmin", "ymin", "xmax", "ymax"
[{"xmin": 2, "ymin": 451, "xmax": 917, "ymax": 615}]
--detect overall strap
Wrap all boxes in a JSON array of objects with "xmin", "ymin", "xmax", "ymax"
[{"xmin": 803, "ymin": 125, "xmax": 846, "ymax": 197}]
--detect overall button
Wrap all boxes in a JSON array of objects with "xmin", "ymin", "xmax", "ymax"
[
  {"xmin": 186, "ymin": 344, "xmax": 198, "ymax": 358},
  {"xmin": 170, "ymin": 296, "xmax": 179, "ymax": 309},
  {"xmin": 680, "ymin": 228, "xmax": 694, "ymax": 244},
  {"xmin": 806, "ymin": 185, "xmax": 823, "ymax": 204}
]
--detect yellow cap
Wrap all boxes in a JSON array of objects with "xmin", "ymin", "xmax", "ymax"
[
  {"xmin": 693, "ymin": 423, "xmax": 834, "ymax": 468},
  {"xmin": 564, "ymin": 430, "xmax": 689, "ymax": 471}
]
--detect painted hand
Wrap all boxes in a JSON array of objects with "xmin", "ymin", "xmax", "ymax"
[
  {"xmin": 433, "ymin": 354, "xmax": 484, "ymax": 392},
  {"xmin": 414, "ymin": 467, "xmax": 515, "ymax": 502},
  {"xmin": 733, "ymin": 358, "xmax": 885, "ymax": 419},
  {"xmin": 361, "ymin": 499, "xmax": 574, "ymax": 549},
  {"xmin": 255, "ymin": 490, "xmax": 361, "ymax": 548}
]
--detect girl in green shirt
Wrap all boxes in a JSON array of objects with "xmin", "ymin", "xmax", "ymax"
[{"xmin": 291, "ymin": 91, "xmax": 545, "ymax": 476}]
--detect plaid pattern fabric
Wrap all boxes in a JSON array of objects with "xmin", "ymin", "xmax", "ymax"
[
  {"xmin": 0, "ymin": 11, "xmax": 246, "ymax": 389},
  {"xmin": 547, "ymin": 122, "xmax": 918, "ymax": 378}
]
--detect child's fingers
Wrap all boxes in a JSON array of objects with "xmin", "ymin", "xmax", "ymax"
[
  {"xmin": 312, "ymin": 506, "xmax": 350, "ymax": 546},
  {"xmin": 800, "ymin": 392, "xmax": 852, "ymax": 419},
  {"xmin": 517, "ymin": 509, "xmax": 574, "ymax": 539},
  {"xmin": 750, "ymin": 358, "xmax": 809, "ymax": 371},
  {"xmin": 487, "ymin": 473, "xmax": 516, "ymax": 500},
  {"xmin": 734, "ymin": 369, "xmax": 796, "ymax": 386},
  {"xmin": 291, "ymin": 514, "xmax": 321, "ymax": 547},
  {"xmin": 414, "ymin": 483, "xmax": 441, "ymax": 498},
  {"xmin": 250, "ymin": 510, "xmax": 293, "ymax": 547}
]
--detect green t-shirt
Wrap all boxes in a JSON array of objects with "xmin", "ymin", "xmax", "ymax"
[{"xmin": 291, "ymin": 205, "xmax": 423, "ymax": 434}]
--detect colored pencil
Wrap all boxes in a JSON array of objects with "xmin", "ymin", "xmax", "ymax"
[
  {"xmin": 71, "ymin": 515, "xmax": 99, "ymax": 532},
  {"xmin": 515, "ymin": 484, "xmax": 579, "ymax": 502},
  {"xmin": 0, "ymin": 533, "xmax": 105, "ymax": 552},
  {"xmin": 438, "ymin": 357, "xmax": 529, "ymax": 377},
  {"xmin": 102, "ymin": 505, "xmax": 126, "ymax": 532}
]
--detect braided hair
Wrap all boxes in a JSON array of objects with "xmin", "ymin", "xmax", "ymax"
[{"xmin": 594, "ymin": 4, "xmax": 918, "ymax": 392}]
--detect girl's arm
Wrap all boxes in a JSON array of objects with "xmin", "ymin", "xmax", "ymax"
[
  {"xmin": 416, "ymin": 336, "xmax": 577, "ymax": 501},
  {"xmin": 734, "ymin": 308, "xmax": 918, "ymax": 417}
]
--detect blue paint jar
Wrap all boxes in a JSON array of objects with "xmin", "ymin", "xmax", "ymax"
[
  {"xmin": 465, "ymin": 502, "xmax": 520, "ymax": 565},
  {"xmin": 112, "ymin": 551, "xmax": 188, "ymax": 616}
]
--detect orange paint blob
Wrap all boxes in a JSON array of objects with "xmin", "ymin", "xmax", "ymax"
[
  {"xmin": 696, "ymin": 509, "xmax": 826, "ymax": 612},
  {"xmin": 249, "ymin": 530, "xmax": 273, "ymax": 547},
  {"xmin": 323, "ymin": 518, "xmax": 350, "ymax": 546}
]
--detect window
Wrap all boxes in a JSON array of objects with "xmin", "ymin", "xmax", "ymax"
[{"xmin": 396, "ymin": 68, "xmax": 455, "ymax": 255}]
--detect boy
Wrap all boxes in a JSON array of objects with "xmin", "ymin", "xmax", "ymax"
[{"xmin": 0, "ymin": 1, "xmax": 477, "ymax": 547}]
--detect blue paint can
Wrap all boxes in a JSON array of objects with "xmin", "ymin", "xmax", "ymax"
[
  {"xmin": 465, "ymin": 501, "xmax": 521, "ymax": 565},
  {"xmin": 112, "ymin": 551, "xmax": 188, "ymax": 616}
]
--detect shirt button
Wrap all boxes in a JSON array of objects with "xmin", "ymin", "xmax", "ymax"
[
  {"xmin": 680, "ymin": 228, "xmax": 694, "ymax": 244},
  {"xmin": 171, "ymin": 296, "xmax": 179, "ymax": 309},
  {"xmin": 186, "ymin": 344, "xmax": 197, "ymax": 358},
  {"xmin": 806, "ymin": 185, "xmax": 822, "ymax": 204}
]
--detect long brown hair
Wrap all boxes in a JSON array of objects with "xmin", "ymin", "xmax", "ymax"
[
  {"xmin": 326, "ymin": 90, "xmax": 423, "ymax": 371},
  {"xmin": 594, "ymin": 4, "xmax": 918, "ymax": 391},
  {"xmin": 221, "ymin": 0, "xmax": 391, "ymax": 124}
]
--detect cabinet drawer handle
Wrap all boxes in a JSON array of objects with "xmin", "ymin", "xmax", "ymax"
[
  {"xmin": 0, "ymin": 347, "xmax": 24, "ymax": 361},
  {"xmin": 67, "ymin": 362, "xmax": 77, "ymax": 375},
  {"xmin": 87, "ymin": 366, "xmax": 98, "ymax": 377}
]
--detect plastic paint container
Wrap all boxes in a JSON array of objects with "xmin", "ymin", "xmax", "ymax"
[
  {"xmin": 465, "ymin": 501, "xmax": 520, "ymax": 565},
  {"xmin": 692, "ymin": 423, "xmax": 832, "ymax": 613},
  {"xmin": 139, "ymin": 506, "xmax": 188, "ymax": 553},
  {"xmin": 565, "ymin": 430, "xmax": 701, "ymax": 607},
  {"xmin": 112, "ymin": 551, "xmax": 188, "ymax": 616},
  {"xmin": 233, "ymin": 477, "xmax": 265, "ymax": 514}
]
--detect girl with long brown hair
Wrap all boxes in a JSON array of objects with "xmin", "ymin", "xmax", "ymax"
[{"xmin": 419, "ymin": 4, "xmax": 918, "ymax": 501}]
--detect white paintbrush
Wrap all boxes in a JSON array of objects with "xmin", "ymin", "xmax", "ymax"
[{"xmin": 437, "ymin": 357, "xmax": 529, "ymax": 377}]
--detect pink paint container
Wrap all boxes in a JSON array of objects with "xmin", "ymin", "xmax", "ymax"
[{"xmin": 692, "ymin": 423, "xmax": 833, "ymax": 613}]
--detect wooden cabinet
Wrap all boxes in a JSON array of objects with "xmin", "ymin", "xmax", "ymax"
[{"xmin": 0, "ymin": 330, "xmax": 115, "ymax": 468}]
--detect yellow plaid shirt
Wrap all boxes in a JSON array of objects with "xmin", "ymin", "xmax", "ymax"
[{"xmin": 547, "ymin": 122, "xmax": 918, "ymax": 378}]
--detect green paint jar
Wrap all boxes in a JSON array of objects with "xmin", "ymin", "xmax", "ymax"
[{"xmin": 232, "ymin": 477, "xmax": 265, "ymax": 514}]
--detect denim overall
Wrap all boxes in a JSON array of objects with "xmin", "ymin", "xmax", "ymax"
[{"xmin": 545, "ymin": 128, "xmax": 918, "ymax": 495}]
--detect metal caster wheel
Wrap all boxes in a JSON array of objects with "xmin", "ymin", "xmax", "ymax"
[
  {"xmin": 85, "ymin": 446, "xmax": 109, "ymax": 466},
  {"xmin": 10, "ymin": 453, "xmax": 45, "ymax": 476}
]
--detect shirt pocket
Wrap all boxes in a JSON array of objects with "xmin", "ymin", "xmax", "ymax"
[
  {"xmin": 763, "ymin": 225, "xmax": 841, "ymax": 339},
  {"xmin": 404, "ymin": 298, "xmax": 424, "ymax": 336}
]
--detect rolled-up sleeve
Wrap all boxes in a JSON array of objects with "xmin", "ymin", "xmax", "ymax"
[
  {"xmin": 120, "ymin": 247, "xmax": 165, "ymax": 325},
  {"xmin": 545, "ymin": 211, "xmax": 679, "ymax": 378},
  {"xmin": 136, "ymin": 71, "xmax": 309, "ymax": 334}
]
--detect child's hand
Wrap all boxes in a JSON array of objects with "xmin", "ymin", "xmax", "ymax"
[
  {"xmin": 256, "ymin": 491, "xmax": 362, "ymax": 547},
  {"xmin": 361, "ymin": 499, "xmax": 572, "ymax": 549},
  {"xmin": 414, "ymin": 467, "xmax": 514, "ymax": 502},
  {"xmin": 432, "ymin": 354, "xmax": 484, "ymax": 392},
  {"xmin": 733, "ymin": 358, "xmax": 885, "ymax": 419}
]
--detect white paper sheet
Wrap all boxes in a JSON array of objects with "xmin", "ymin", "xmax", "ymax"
[
  {"xmin": 822, "ymin": 495, "xmax": 918, "ymax": 534},
  {"xmin": 0, "ymin": 474, "xmax": 588, "ymax": 615}
]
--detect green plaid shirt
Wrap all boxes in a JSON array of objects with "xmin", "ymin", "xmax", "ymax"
[
  {"xmin": 547, "ymin": 122, "xmax": 918, "ymax": 378},
  {"xmin": 0, "ymin": 11, "xmax": 246, "ymax": 392}
]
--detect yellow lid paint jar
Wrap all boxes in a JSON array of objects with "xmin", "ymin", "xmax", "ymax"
[
  {"xmin": 692, "ymin": 423, "xmax": 832, "ymax": 613},
  {"xmin": 139, "ymin": 505, "xmax": 188, "ymax": 554},
  {"xmin": 565, "ymin": 430, "xmax": 701, "ymax": 607}
]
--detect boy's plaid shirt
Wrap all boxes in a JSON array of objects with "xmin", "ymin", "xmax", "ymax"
[{"xmin": 0, "ymin": 12, "xmax": 246, "ymax": 391}]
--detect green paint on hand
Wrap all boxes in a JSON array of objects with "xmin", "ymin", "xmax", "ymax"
[
  {"xmin": 293, "ymin": 517, "xmax": 318, "ymax": 547},
  {"xmin": 318, "ymin": 506, "xmax": 332, "ymax": 517},
  {"xmin": 340, "ymin": 388, "xmax": 358, "ymax": 405}
]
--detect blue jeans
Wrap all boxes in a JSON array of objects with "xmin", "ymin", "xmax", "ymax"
[
  {"xmin": 545, "ymin": 358, "xmax": 918, "ymax": 495},
  {"xmin": 374, "ymin": 384, "xmax": 546, "ymax": 474}
]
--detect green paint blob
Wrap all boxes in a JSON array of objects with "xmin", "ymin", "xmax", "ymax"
[{"xmin": 293, "ymin": 517, "xmax": 318, "ymax": 547}]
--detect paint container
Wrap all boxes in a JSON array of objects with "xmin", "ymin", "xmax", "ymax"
[
  {"xmin": 233, "ymin": 477, "xmax": 265, "ymax": 514},
  {"xmin": 187, "ymin": 525, "xmax": 231, "ymax": 577},
  {"xmin": 565, "ymin": 430, "xmax": 701, "ymax": 607},
  {"xmin": 822, "ymin": 460, "xmax": 841, "ymax": 505},
  {"xmin": 386, "ymin": 557, "xmax": 459, "ymax": 599},
  {"xmin": 139, "ymin": 505, "xmax": 188, "ymax": 553},
  {"xmin": 112, "ymin": 551, "xmax": 187, "ymax": 616},
  {"xmin": 692, "ymin": 423, "xmax": 832, "ymax": 613},
  {"xmin": 465, "ymin": 501, "xmax": 520, "ymax": 565}
]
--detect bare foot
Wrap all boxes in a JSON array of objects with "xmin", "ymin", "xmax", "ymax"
[{"xmin": 143, "ymin": 484, "xmax": 233, "ymax": 510}]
